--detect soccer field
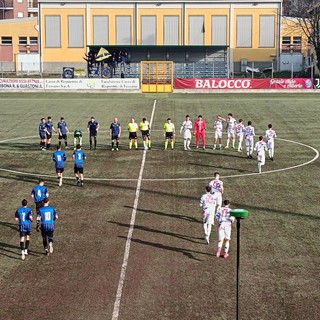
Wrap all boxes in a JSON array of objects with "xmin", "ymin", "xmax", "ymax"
[{"xmin": 0, "ymin": 92, "xmax": 319, "ymax": 320}]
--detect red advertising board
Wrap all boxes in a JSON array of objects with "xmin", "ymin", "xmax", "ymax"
[{"xmin": 174, "ymin": 78, "xmax": 314, "ymax": 90}]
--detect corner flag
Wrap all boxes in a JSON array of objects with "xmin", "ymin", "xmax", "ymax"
[{"xmin": 95, "ymin": 47, "xmax": 112, "ymax": 62}]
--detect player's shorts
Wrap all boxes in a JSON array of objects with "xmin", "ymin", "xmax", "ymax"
[
  {"xmin": 257, "ymin": 153, "xmax": 266, "ymax": 165},
  {"xmin": 165, "ymin": 132, "xmax": 174, "ymax": 139},
  {"xmin": 237, "ymin": 133, "xmax": 244, "ymax": 141},
  {"xmin": 89, "ymin": 131, "xmax": 97, "ymax": 137},
  {"xmin": 20, "ymin": 230, "xmax": 31, "ymax": 237},
  {"xmin": 202, "ymin": 212, "xmax": 215, "ymax": 225},
  {"xmin": 111, "ymin": 134, "xmax": 119, "ymax": 140},
  {"xmin": 141, "ymin": 130, "xmax": 150, "ymax": 139},
  {"xmin": 183, "ymin": 130, "xmax": 192, "ymax": 140},
  {"xmin": 227, "ymin": 129, "xmax": 235, "ymax": 138},
  {"xmin": 214, "ymin": 130, "xmax": 222, "ymax": 139},
  {"xmin": 41, "ymin": 229, "xmax": 54, "ymax": 239},
  {"xmin": 35, "ymin": 201, "xmax": 45, "ymax": 214},
  {"xmin": 245, "ymin": 138, "xmax": 254, "ymax": 146},
  {"xmin": 56, "ymin": 167, "xmax": 64, "ymax": 173},
  {"xmin": 212, "ymin": 192, "xmax": 222, "ymax": 208},
  {"xmin": 266, "ymin": 139, "xmax": 274, "ymax": 149},
  {"xmin": 46, "ymin": 132, "xmax": 52, "ymax": 139},
  {"xmin": 59, "ymin": 134, "xmax": 67, "ymax": 140},
  {"xmin": 129, "ymin": 132, "xmax": 137, "ymax": 140},
  {"xmin": 74, "ymin": 166, "xmax": 84, "ymax": 174},
  {"xmin": 39, "ymin": 132, "xmax": 46, "ymax": 139},
  {"xmin": 218, "ymin": 222, "xmax": 232, "ymax": 240}
]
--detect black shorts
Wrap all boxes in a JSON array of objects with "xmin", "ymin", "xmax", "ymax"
[
  {"xmin": 59, "ymin": 134, "xmax": 67, "ymax": 140},
  {"xmin": 39, "ymin": 132, "xmax": 46, "ymax": 139},
  {"xmin": 165, "ymin": 132, "xmax": 174, "ymax": 139},
  {"xmin": 112, "ymin": 134, "xmax": 119, "ymax": 140},
  {"xmin": 46, "ymin": 132, "xmax": 52, "ymax": 139},
  {"xmin": 129, "ymin": 132, "xmax": 137, "ymax": 140},
  {"xmin": 141, "ymin": 130, "xmax": 150, "ymax": 139},
  {"xmin": 35, "ymin": 201, "xmax": 44, "ymax": 213},
  {"xmin": 41, "ymin": 229, "xmax": 54, "ymax": 239},
  {"xmin": 74, "ymin": 166, "xmax": 84, "ymax": 174},
  {"xmin": 20, "ymin": 230, "xmax": 31, "ymax": 237},
  {"xmin": 56, "ymin": 167, "xmax": 64, "ymax": 173},
  {"xmin": 90, "ymin": 132, "xmax": 97, "ymax": 137}
]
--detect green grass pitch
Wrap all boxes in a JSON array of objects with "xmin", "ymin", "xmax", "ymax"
[{"xmin": 0, "ymin": 92, "xmax": 319, "ymax": 320}]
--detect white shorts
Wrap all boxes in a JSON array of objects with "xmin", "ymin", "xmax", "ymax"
[
  {"xmin": 227, "ymin": 129, "xmax": 235, "ymax": 138},
  {"xmin": 218, "ymin": 222, "xmax": 232, "ymax": 241},
  {"xmin": 214, "ymin": 130, "xmax": 222, "ymax": 139},
  {"xmin": 267, "ymin": 139, "xmax": 274, "ymax": 149},
  {"xmin": 257, "ymin": 153, "xmax": 266, "ymax": 165},
  {"xmin": 202, "ymin": 212, "xmax": 214, "ymax": 225},
  {"xmin": 184, "ymin": 130, "xmax": 192, "ymax": 140},
  {"xmin": 237, "ymin": 133, "xmax": 244, "ymax": 142},
  {"xmin": 245, "ymin": 138, "xmax": 254, "ymax": 147},
  {"xmin": 212, "ymin": 193, "xmax": 222, "ymax": 208}
]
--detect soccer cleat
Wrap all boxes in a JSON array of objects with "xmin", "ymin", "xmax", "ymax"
[
  {"xmin": 203, "ymin": 147, "xmax": 205, "ymax": 150},
  {"xmin": 65, "ymin": 146, "xmax": 70, "ymax": 149},
  {"xmin": 41, "ymin": 148, "xmax": 46, "ymax": 151},
  {"xmin": 187, "ymin": 146, "xmax": 191, "ymax": 150},
  {"xmin": 45, "ymin": 248, "xmax": 49, "ymax": 256},
  {"xmin": 184, "ymin": 148, "xmax": 187, "ymax": 151},
  {"xmin": 249, "ymin": 155, "xmax": 253, "ymax": 159},
  {"xmin": 232, "ymin": 146, "xmax": 235, "ymax": 149},
  {"xmin": 80, "ymin": 182, "xmax": 84, "ymax": 187},
  {"xmin": 116, "ymin": 148, "xmax": 119, "ymax": 151},
  {"xmin": 271, "ymin": 157, "xmax": 274, "ymax": 161},
  {"xmin": 216, "ymin": 248, "xmax": 221, "ymax": 257},
  {"xmin": 76, "ymin": 179, "xmax": 80, "ymax": 186},
  {"xmin": 224, "ymin": 252, "xmax": 229, "ymax": 259},
  {"xmin": 49, "ymin": 242, "xmax": 53, "ymax": 254},
  {"xmin": 24, "ymin": 249, "xmax": 28, "ymax": 255},
  {"xmin": 212, "ymin": 147, "xmax": 216, "ymax": 150},
  {"xmin": 225, "ymin": 146, "xmax": 229, "ymax": 149},
  {"xmin": 21, "ymin": 251, "xmax": 26, "ymax": 260},
  {"xmin": 111, "ymin": 148, "xmax": 115, "ymax": 151},
  {"xmin": 205, "ymin": 236, "xmax": 209, "ymax": 245}
]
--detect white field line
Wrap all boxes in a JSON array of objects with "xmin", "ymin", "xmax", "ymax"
[
  {"xmin": 111, "ymin": 99, "xmax": 157, "ymax": 320},
  {"xmin": 0, "ymin": 137, "xmax": 318, "ymax": 182}
]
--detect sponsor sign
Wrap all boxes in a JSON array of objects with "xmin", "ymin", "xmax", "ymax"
[
  {"xmin": 314, "ymin": 78, "xmax": 320, "ymax": 89},
  {"xmin": 174, "ymin": 78, "xmax": 313, "ymax": 90},
  {"xmin": 0, "ymin": 78, "xmax": 44, "ymax": 89},
  {"xmin": 100, "ymin": 78, "xmax": 139, "ymax": 89}
]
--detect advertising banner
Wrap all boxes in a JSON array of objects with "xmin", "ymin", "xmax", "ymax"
[
  {"xmin": 174, "ymin": 78, "xmax": 314, "ymax": 90},
  {"xmin": 0, "ymin": 78, "xmax": 44, "ymax": 89}
]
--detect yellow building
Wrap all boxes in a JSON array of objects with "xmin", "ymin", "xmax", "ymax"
[{"xmin": 37, "ymin": 0, "xmax": 283, "ymax": 75}]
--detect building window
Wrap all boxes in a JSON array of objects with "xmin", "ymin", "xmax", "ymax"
[
  {"xmin": 282, "ymin": 36, "xmax": 291, "ymax": 45},
  {"xmin": 189, "ymin": 16, "xmax": 204, "ymax": 45},
  {"xmin": 293, "ymin": 36, "xmax": 301, "ymax": 45},
  {"xmin": 19, "ymin": 37, "xmax": 28, "ymax": 45},
  {"xmin": 1, "ymin": 37, "xmax": 12, "ymax": 45},
  {"xmin": 93, "ymin": 15, "xmax": 109, "ymax": 45},
  {"xmin": 164, "ymin": 16, "xmax": 179, "ymax": 45},
  {"xmin": 17, "ymin": 12, "xmax": 24, "ymax": 18},
  {"xmin": 141, "ymin": 16, "xmax": 156, "ymax": 45},
  {"xmin": 236, "ymin": 16, "xmax": 252, "ymax": 47},
  {"xmin": 259, "ymin": 15, "xmax": 275, "ymax": 47},
  {"xmin": 45, "ymin": 15, "xmax": 61, "ymax": 48},
  {"xmin": 116, "ymin": 16, "xmax": 131, "ymax": 45},
  {"xmin": 211, "ymin": 15, "xmax": 227, "ymax": 45},
  {"xmin": 68, "ymin": 16, "xmax": 84, "ymax": 48},
  {"xmin": 29, "ymin": 37, "xmax": 38, "ymax": 45}
]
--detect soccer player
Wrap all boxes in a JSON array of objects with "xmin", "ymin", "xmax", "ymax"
[
  {"xmin": 215, "ymin": 199, "xmax": 235, "ymax": 259},
  {"xmin": 110, "ymin": 117, "xmax": 121, "ymax": 151},
  {"xmin": 213, "ymin": 115, "xmax": 226, "ymax": 150},
  {"xmin": 225, "ymin": 113, "xmax": 237, "ymax": 149},
  {"xmin": 265, "ymin": 124, "xmax": 277, "ymax": 160},
  {"xmin": 193, "ymin": 115, "xmax": 206, "ymax": 150},
  {"xmin": 180, "ymin": 114, "xmax": 192, "ymax": 150},
  {"xmin": 73, "ymin": 128, "xmax": 83, "ymax": 149},
  {"xmin": 39, "ymin": 117, "xmax": 48, "ymax": 151},
  {"xmin": 139, "ymin": 117, "xmax": 151, "ymax": 150},
  {"xmin": 236, "ymin": 119, "xmax": 245, "ymax": 152},
  {"xmin": 128, "ymin": 117, "xmax": 139, "ymax": 150},
  {"xmin": 53, "ymin": 145, "xmax": 67, "ymax": 186},
  {"xmin": 45, "ymin": 116, "xmax": 56, "ymax": 150},
  {"xmin": 37, "ymin": 198, "xmax": 58, "ymax": 256},
  {"xmin": 199, "ymin": 186, "xmax": 217, "ymax": 245},
  {"xmin": 15, "ymin": 199, "xmax": 33, "ymax": 260},
  {"xmin": 31, "ymin": 179, "xmax": 48, "ymax": 232},
  {"xmin": 57, "ymin": 117, "xmax": 70, "ymax": 149},
  {"xmin": 209, "ymin": 172, "xmax": 224, "ymax": 212},
  {"xmin": 73, "ymin": 144, "xmax": 86, "ymax": 186},
  {"xmin": 87, "ymin": 116, "xmax": 100, "ymax": 150},
  {"xmin": 255, "ymin": 136, "xmax": 268, "ymax": 173},
  {"xmin": 244, "ymin": 121, "xmax": 255, "ymax": 159},
  {"xmin": 164, "ymin": 118, "xmax": 175, "ymax": 150}
]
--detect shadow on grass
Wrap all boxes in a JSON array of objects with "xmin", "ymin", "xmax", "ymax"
[
  {"xmin": 118, "ymin": 236, "xmax": 210, "ymax": 261},
  {"xmin": 0, "ymin": 221, "xmax": 19, "ymax": 232},
  {"xmin": 0, "ymin": 242, "xmax": 44, "ymax": 259},
  {"xmin": 109, "ymin": 221, "xmax": 203, "ymax": 244},
  {"xmin": 188, "ymin": 162, "xmax": 251, "ymax": 173},
  {"xmin": 124, "ymin": 206, "xmax": 201, "ymax": 223},
  {"xmin": 232, "ymin": 202, "xmax": 320, "ymax": 221}
]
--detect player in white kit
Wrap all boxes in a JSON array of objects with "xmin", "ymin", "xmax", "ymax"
[
  {"xmin": 180, "ymin": 115, "xmax": 193, "ymax": 150},
  {"xmin": 244, "ymin": 121, "xmax": 255, "ymax": 159},
  {"xmin": 208, "ymin": 172, "xmax": 224, "ymax": 211},
  {"xmin": 213, "ymin": 115, "xmax": 226, "ymax": 150},
  {"xmin": 265, "ymin": 124, "xmax": 277, "ymax": 161},
  {"xmin": 225, "ymin": 113, "xmax": 237, "ymax": 149},
  {"xmin": 215, "ymin": 199, "xmax": 235, "ymax": 259},
  {"xmin": 236, "ymin": 119, "xmax": 245, "ymax": 152},
  {"xmin": 199, "ymin": 186, "xmax": 217, "ymax": 245},
  {"xmin": 255, "ymin": 136, "xmax": 268, "ymax": 173}
]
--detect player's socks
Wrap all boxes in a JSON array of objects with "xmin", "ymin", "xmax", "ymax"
[
  {"xmin": 171, "ymin": 141, "xmax": 174, "ymax": 149},
  {"xmin": 43, "ymin": 238, "xmax": 48, "ymax": 250},
  {"xmin": 58, "ymin": 176, "xmax": 62, "ymax": 186},
  {"xmin": 148, "ymin": 140, "xmax": 151, "ymax": 149},
  {"xmin": 143, "ymin": 141, "xmax": 146, "ymax": 148},
  {"xmin": 47, "ymin": 143, "xmax": 51, "ymax": 149},
  {"xmin": 187, "ymin": 140, "xmax": 190, "ymax": 148},
  {"xmin": 20, "ymin": 241, "xmax": 25, "ymax": 251},
  {"xmin": 219, "ymin": 144, "xmax": 222, "ymax": 150},
  {"xmin": 25, "ymin": 240, "xmax": 30, "ymax": 251},
  {"xmin": 258, "ymin": 163, "xmax": 262, "ymax": 173},
  {"xmin": 80, "ymin": 180, "xmax": 84, "ymax": 187},
  {"xmin": 164, "ymin": 141, "xmax": 168, "ymax": 150},
  {"xmin": 134, "ymin": 141, "xmax": 138, "ymax": 149},
  {"xmin": 213, "ymin": 144, "xmax": 216, "ymax": 149},
  {"xmin": 226, "ymin": 139, "xmax": 230, "ymax": 147},
  {"xmin": 184, "ymin": 141, "xmax": 187, "ymax": 149},
  {"xmin": 207, "ymin": 224, "xmax": 212, "ymax": 239},
  {"xmin": 224, "ymin": 241, "xmax": 230, "ymax": 253},
  {"xmin": 129, "ymin": 141, "xmax": 132, "ymax": 149}
]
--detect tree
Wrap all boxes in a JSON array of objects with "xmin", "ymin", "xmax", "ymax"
[{"xmin": 286, "ymin": 0, "xmax": 320, "ymax": 73}]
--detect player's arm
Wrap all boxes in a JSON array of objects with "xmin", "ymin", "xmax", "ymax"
[
  {"xmin": 97, "ymin": 122, "xmax": 100, "ymax": 131},
  {"xmin": 54, "ymin": 210, "xmax": 59, "ymax": 220},
  {"xmin": 29, "ymin": 211, "xmax": 33, "ymax": 222},
  {"xmin": 118, "ymin": 125, "xmax": 121, "ymax": 138},
  {"xmin": 15, "ymin": 210, "xmax": 19, "ymax": 222}
]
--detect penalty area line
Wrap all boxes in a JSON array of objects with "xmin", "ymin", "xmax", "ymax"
[{"xmin": 111, "ymin": 99, "xmax": 157, "ymax": 320}]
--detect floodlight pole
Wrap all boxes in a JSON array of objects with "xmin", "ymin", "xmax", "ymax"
[{"xmin": 236, "ymin": 217, "xmax": 242, "ymax": 320}]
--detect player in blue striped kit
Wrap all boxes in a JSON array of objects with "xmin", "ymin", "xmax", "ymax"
[
  {"xmin": 53, "ymin": 145, "xmax": 67, "ymax": 186},
  {"xmin": 37, "ymin": 198, "xmax": 59, "ymax": 256},
  {"xmin": 15, "ymin": 199, "xmax": 33, "ymax": 260},
  {"xmin": 73, "ymin": 144, "xmax": 86, "ymax": 186},
  {"xmin": 39, "ymin": 118, "xmax": 48, "ymax": 151},
  {"xmin": 57, "ymin": 117, "xmax": 70, "ymax": 149}
]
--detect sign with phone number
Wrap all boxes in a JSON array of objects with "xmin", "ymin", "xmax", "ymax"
[{"xmin": 314, "ymin": 79, "xmax": 320, "ymax": 89}]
